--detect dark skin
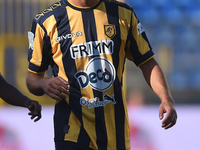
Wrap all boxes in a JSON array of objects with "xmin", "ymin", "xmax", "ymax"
[{"xmin": 0, "ymin": 74, "xmax": 42, "ymax": 122}]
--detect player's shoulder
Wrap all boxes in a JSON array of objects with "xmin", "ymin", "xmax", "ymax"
[
  {"xmin": 103, "ymin": 0, "xmax": 133, "ymax": 11},
  {"xmin": 33, "ymin": 0, "xmax": 66, "ymax": 24}
]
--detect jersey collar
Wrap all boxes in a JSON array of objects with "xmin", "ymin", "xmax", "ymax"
[{"xmin": 67, "ymin": 0, "xmax": 100, "ymax": 9}]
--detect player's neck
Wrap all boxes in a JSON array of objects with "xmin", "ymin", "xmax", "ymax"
[{"xmin": 68, "ymin": 0, "xmax": 99, "ymax": 7}]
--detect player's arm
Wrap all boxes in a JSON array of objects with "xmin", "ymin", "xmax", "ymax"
[
  {"xmin": 0, "ymin": 74, "xmax": 41, "ymax": 122},
  {"xmin": 27, "ymin": 20, "xmax": 69, "ymax": 101},
  {"xmin": 139, "ymin": 58, "xmax": 177, "ymax": 129},
  {"xmin": 26, "ymin": 71, "xmax": 70, "ymax": 101}
]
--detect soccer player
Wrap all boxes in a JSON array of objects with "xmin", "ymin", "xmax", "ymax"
[
  {"xmin": 26, "ymin": 0, "xmax": 177, "ymax": 149},
  {"xmin": 0, "ymin": 73, "xmax": 41, "ymax": 122}
]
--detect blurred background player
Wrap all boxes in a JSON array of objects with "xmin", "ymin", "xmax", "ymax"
[{"xmin": 0, "ymin": 73, "xmax": 41, "ymax": 122}]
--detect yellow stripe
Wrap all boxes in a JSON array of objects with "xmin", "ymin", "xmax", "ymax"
[
  {"xmin": 0, "ymin": 36, "xmax": 6, "ymax": 105},
  {"xmin": 119, "ymin": 7, "xmax": 132, "ymax": 149},
  {"xmin": 30, "ymin": 23, "xmax": 45, "ymax": 67},
  {"xmin": 122, "ymin": 86, "xmax": 131, "ymax": 149},
  {"xmin": 66, "ymin": 6, "xmax": 96, "ymax": 147},
  {"xmin": 64, "ymin": 111, "xmax": 81, "ymax": 142},
  {"xmin": 102, "ymin": 86, "xmax": 116, "ymax": 149},
  {"xmin": 43, "ymin": 15, "xmax": 80, "ymax": 141},
  {"xmin": 43, "ymin": 15, "xmax": 69, "ymax": 81},
  {"xmin": 94, "ymin": 2, "xmax": 110, "ymax": 41},
  {"xmin": 0, "ymin": 36, "xmax": 5, "ymax": 76},
  {"xmin": 118, "ymin": 7, "xmax": 131, "ymax": 83}
]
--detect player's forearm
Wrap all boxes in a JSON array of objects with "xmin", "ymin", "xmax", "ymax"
[
  {"xmin": 149, "ymin": 65, "xmax": 174, "ymax": 103},
  {"xmin": 140, "ymin": 58, "xmax": 174, "ymax": 104},
  {"xmin": 26, "ymin": 71, "xmax": 46, "ymax": 96}
]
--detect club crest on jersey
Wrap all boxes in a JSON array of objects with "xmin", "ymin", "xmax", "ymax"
[
  {"xmin": 28, "ymin": 31, "xmax": 34, "ymax": 50},
  {"xmin": 74, "ymin": 57, "xmax": 116, "ymax": 92},
  {"xmin": 104, "ymin": 24, "xmax": 116, "ymax": 38}
]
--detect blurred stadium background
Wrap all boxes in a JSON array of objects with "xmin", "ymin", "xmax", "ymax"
[
  {"xmin": 0, "ymin": 0, "xmax": 200, "ymax": 150},
  {"xmin": 125, "ymin": 0, "xmax": 200, "ymax": 104}
]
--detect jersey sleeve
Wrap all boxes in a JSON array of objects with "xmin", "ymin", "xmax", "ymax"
[
  {"xmin": 126, "ymin": 11, "xmax": 155, "ymax": 67},
  {"xmin": 27, "ymin": 19, "xmax": 52, "ymax": 74}
]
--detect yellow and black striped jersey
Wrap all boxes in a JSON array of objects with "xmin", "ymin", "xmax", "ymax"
[{"xmin": 28, "ymin": 0, "xmax": 154, "ymax": 149}]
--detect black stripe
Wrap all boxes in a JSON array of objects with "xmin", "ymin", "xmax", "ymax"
[
  {"xmin": 53, "ymin": 8, "xmax": 77, "ymax": 81},
  {"xmin": 142, "ymin": 31, "xmax": 152, "ymax": 50},
  {"xmin": 82, "ymin": 11, "xmax": 108, "ymax": 149},
  {"xmin": 113, "ymin": 79, "xmax": 126, "ymax": 150},
  {"xmin": 54, "ymin": 100, "xmax": 71, "ymax": 141},
  {"xmin": 105, "ymin": 2, "xmax": 126, "ymax": 150},
  {"xmin": 53, "ymin": 7, "xmax": 83, "ymax": 93},
  {"xmin": 105, "ymin": 1, "xmax": 121, "ymax": 76},
  {"xmin": 54, "ymin": 8, "xmax": 90, "ymax": 144},
  {"xmin": 52, "ymin": 61, "xmax": 59, "ymax": 77},
  {"xmin": 53, "ymin": 9, "xmax": 75, "ymax": 142},
  {"xmin": 94, "ymin": 82, "xmax": 108, "ymax": 148},
  {"xmin": 82, "ymin": 11, "xmax": 97, "ymax": 42},
  {"xmin": 126, "ymin": 15, "xmax": 141, "ymax": 63},
  {"xmin": 77, "ymin": 126, "xmax": 91, "ymax": 147},
  {"xmin": 68, "ymin": 90, "xmax": 92, "ymax": 147},
  {"xmin": 28, "ymin": 62, "xmax": 47, "ymax": 73}
]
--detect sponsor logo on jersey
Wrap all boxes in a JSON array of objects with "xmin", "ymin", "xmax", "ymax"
[
  {"xmin": 137, "ymin": 22, "xmax": 145, "ymax": 35},
  {"xmin": 103, "ymin": 93, "xmax": 116, "ymax": 104},
  {"xmin": 55, "ymin": 32, "xmax": 82, "ymax": 42},
  {"xmin": 80, "ymin": 93, "xmax": 116, "ymax": 108},
  {"xmin": 74, "ymin": 57, "xmax": 116, "ymax": 92},
  {"xmin": 70, "ymin": 40, "xmax": 114, "ymax": 59},
  {"xmin": 28, "ymin": 31, "xmax": 34, "ymax": 50},
  {"xmin": 104, "ymin": 24, "xmax": 116, "ymax": 38}
]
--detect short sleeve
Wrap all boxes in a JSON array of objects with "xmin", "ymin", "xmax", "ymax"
[
  {"xmin": 126, "ymin": 11, "xmax": 154, "ymax": 66},
  {"xmin": 28, "ymin": 20, "xmax": 52, "ymax": 73}
]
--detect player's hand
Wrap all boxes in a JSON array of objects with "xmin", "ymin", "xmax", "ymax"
[
  {"xmin": 41, "ymin": 76, "xmax": 70, "ymax": 101},
  {"xmin": 159, "ymin": 100, "xmax": 177, "ymax": 130},
  {"xmin": 25, "ymin": 100, "xmax": 42, "ymax": 122}
]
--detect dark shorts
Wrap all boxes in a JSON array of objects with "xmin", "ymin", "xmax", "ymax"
[{"xmin": 55, "ymin": 141, "xmax": 94, "ymax": 150}]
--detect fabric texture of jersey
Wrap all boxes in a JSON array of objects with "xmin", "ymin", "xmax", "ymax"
[{"xmin": 28, "ymin": 0, "xmax": 154, "ymax": 149}]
